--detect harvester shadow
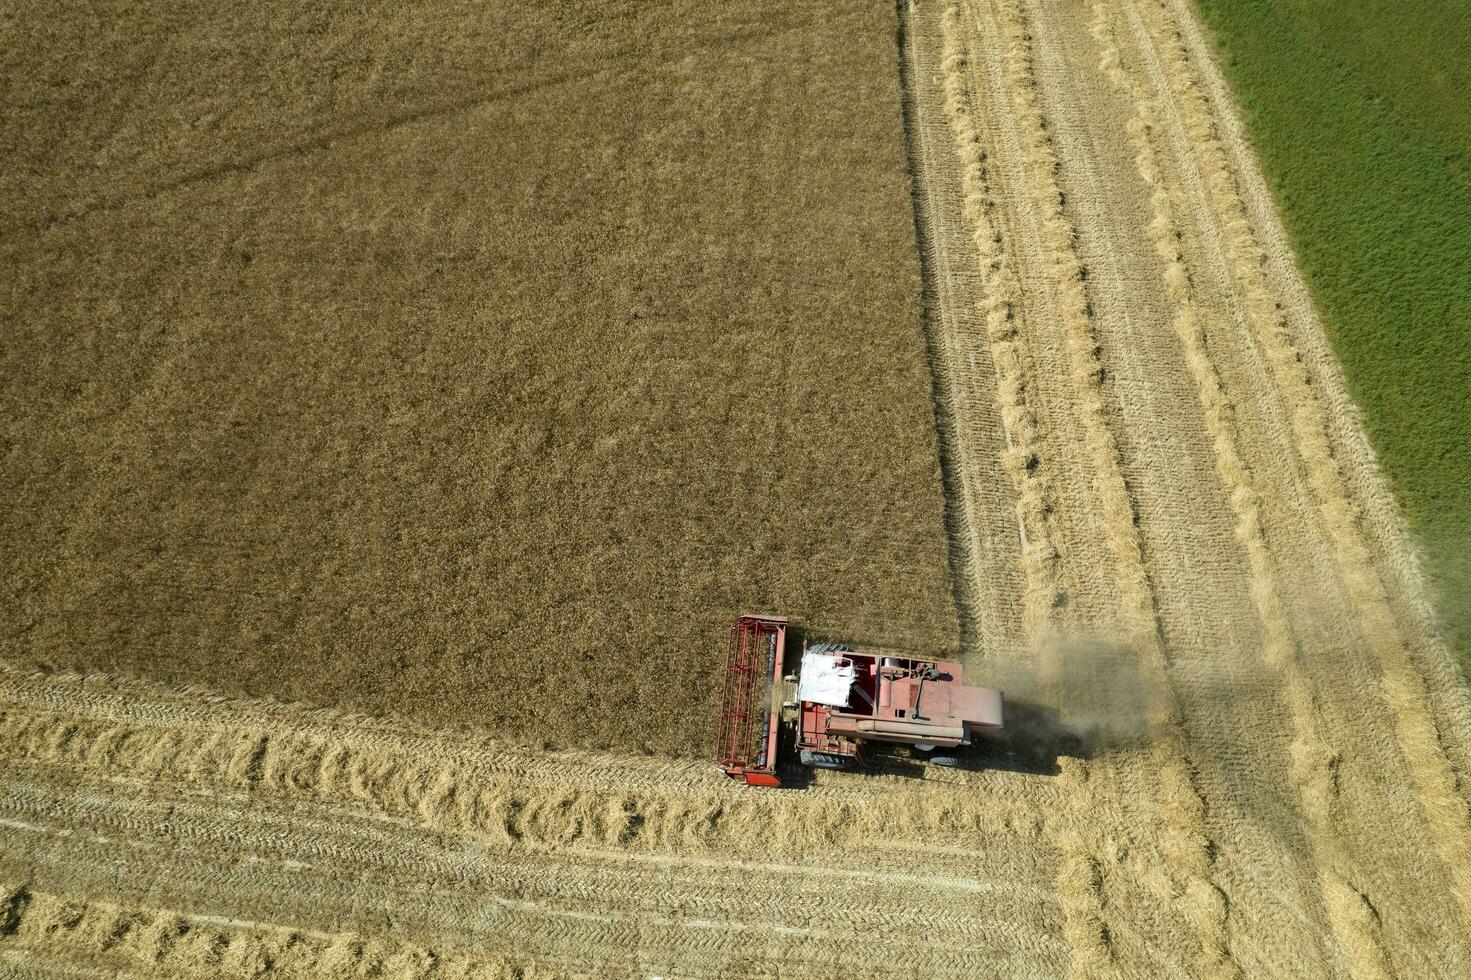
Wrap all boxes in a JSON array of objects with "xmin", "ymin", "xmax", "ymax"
[
  {"xmin": 967, "ymin": 699, "xmax": 1091, "ymax": 776},
  {"xmin": 891, "ymin": 699, "xmax": 1089, "ymax": 777}
]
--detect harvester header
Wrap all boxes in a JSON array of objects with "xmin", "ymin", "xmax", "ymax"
[{"xmin": 715, "ymin": 614, "xmax": 788, "ymax": 786}]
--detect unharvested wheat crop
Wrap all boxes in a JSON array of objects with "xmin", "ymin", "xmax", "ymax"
[{"xmin": 0, "ymin": 0, "xmax": 957, "ymax": 754}]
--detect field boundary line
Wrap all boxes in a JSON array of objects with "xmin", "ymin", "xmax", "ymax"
[
  {"xmin": 1129, "ymin": 0, "xmax": 1471, "ymax": 938},
  {"xmin": 1092, "ymin": 4, "xmax": 1394, "ymax": 975}
]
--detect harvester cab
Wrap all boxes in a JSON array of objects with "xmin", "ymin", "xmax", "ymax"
[{"xmin": 715, "ymin": 613, "xmax": 1004, "ymax": 786}]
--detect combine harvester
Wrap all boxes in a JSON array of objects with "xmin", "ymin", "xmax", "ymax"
[{"xmin": 716, "ymin": 613, "xmax": 1004, "ymax": 786}]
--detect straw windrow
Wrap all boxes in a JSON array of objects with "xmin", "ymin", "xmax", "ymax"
[
  {"xmin": 0, "ymin": 883, "xmax": 521, "ymax": 979},
  {"xmin": 989, "ymin": 1, "xmax": 1232, "ymax": 974},
  {"xmin": 936, "ymin": 2, "xmax": 1065, "ymax": 646},
  {"xmin": 1090, "ymin": 4, "xmax": 1393, "ymax": 975},
  {"xmin": 1124, "ymin": 0, "xmax": 1471, "ymax": 942},
  {"xmin": 933, "ymin": 6, "xmax": 1116, "ymax": 972}
]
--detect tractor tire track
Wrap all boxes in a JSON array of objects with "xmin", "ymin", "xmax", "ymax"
[
  {"xmin": 1126, "ymin": 0, "xmax": 1471, "ymax": 940},
  {"xmin": 0, "ymin": 664, "xmax": 1067, "ymax": 977},
  {"xmin": 1086, "ymin": 5, "xmax": 1392, "ymax": 975}
]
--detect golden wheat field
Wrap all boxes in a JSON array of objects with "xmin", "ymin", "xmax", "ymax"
[
  {"xmin": 3, "ymin": 0, "xmax": 1471, "ymax": 977},
  {"xmin": 0, "ymin": 0, "xmax": 956, "ymax": 754}
]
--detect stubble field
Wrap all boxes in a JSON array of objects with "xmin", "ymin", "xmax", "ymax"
[{"xmin": 2, "ymin": 0, "xmax": 1470, "ymax": 977}]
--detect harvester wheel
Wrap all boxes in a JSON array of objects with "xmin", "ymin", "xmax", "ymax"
[{"xmin": 799, "ymin": 749, "xmax": 853, "ymax": 770}]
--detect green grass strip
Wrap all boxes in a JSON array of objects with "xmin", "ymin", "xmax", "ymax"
[{"xmin": 1193, "ymin": 0, "xmax": 1471, "ymax": 666}]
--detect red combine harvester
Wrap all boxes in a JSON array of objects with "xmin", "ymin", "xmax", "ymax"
[{"xmin": 716, "ymin": 613, "xmax": 1004, "ymax": 786}]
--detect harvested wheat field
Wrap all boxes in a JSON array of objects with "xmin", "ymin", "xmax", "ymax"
[{"xmin": 3, "ymin": 0, "xmax": 1471, "ymax": 976}]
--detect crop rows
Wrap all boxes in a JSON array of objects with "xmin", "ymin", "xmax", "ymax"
[
  {"xmin": 4, "ymin": 0, "xmax": 1471, "ymax": 975},
  {"xmin": 1088, "ymin": 3, "xmax": 1396, "ymax": 973},
  {"xmin": 1127, "ymin": 0, "xmax": 1471, "ymax": 942}
]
